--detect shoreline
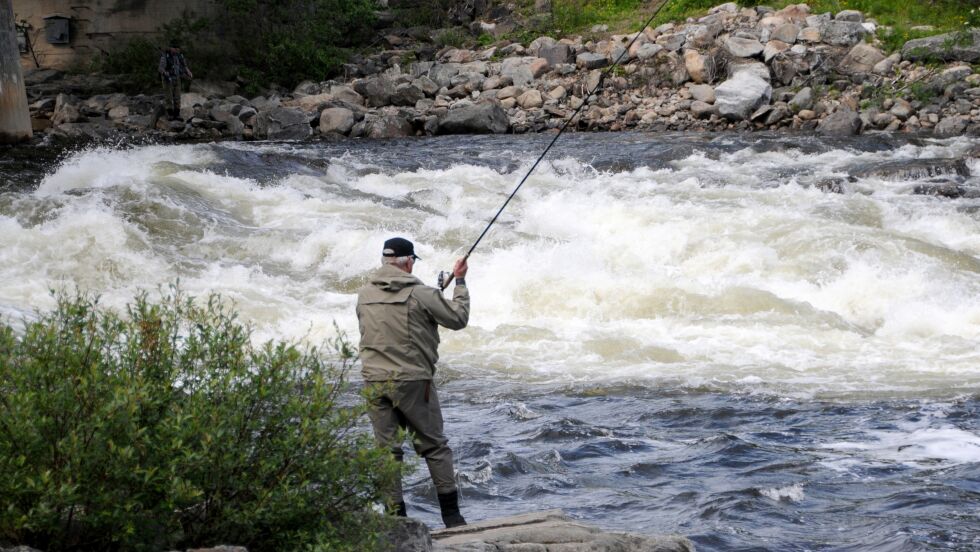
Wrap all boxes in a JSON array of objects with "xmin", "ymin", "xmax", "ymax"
[{"xmin": 16, "ymin": 3, "xmax": 980, "ymax": 148}]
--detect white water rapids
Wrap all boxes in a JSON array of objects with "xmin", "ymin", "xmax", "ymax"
[{"xmin": 1, "ymin": 136, "xmax": 979, "ymax": 399}]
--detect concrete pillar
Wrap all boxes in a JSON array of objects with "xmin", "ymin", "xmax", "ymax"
[{"xmin": 0, "ymin": 0, "xmax": 31, "ymax": 144}]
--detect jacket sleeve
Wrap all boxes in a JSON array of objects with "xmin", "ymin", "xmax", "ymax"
[{"xmin": 414, "ymin": 284, "xmax": 469, "ymax": 330}]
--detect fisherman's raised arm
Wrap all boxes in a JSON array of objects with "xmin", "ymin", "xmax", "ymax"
[{"xmin": 415, "ymin": 260, "xmax": 469, "ymax": 330}]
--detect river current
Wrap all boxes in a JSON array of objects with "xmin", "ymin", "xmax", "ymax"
[{"xmin": 1, "ymin": 133, "xmax": 979, "ymax": 550}]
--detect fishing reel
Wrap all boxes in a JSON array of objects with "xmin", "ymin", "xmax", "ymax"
[{"xmin": 437, "ymin": 270, "xmax": 451, "ymax": 291}]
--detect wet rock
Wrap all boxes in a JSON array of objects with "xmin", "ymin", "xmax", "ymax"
[
  {"xmin": 724, "ymin": 36, "xmax": 764, "ymax": 58},
  {"xmin": 576, "ymin": 52, "xmax": 610, "ymax": 70},
  {"xmin": 365, "ymin": 112, "xmax": 413, "ymax": 139},
  {"xmin": 715, "ymin": 72, "xmax": 772, "ymax": 120},
  {"xmin": 934, "ymin": 115, "xmax": 969, "ymax": 136},
  {"xmin": 902, "ymin": 30, "xmax": 980, "ymax": 63},
  {"xmin": 817, "ymin": 108, "xmax": 862, "ymax": 135},
  {"xmin": 319, "ymin": 107, "xmax": 355, "ymax": 135},
  {"xmin": 764, "ymin": 103, "xmax": 791, "ymax": 125},
  {"xmin": 912, "ymin": 183, "xmax": 967, "ymax": 198},
  {"xmin": 354, "ymin": 76, "xmax": 397, "ymax": 107},
  {"xmin": 211, "ymin": 102, "xmax": 245, "ymax": 136},
  {"xmin": 382, "ymin": 517, "xmax": 432, "ymax": 552},
  {"xmin": 850, "ymin": 158, "xmax": 969, "ymax": 180},
  {"xmin": 437, "ymin": 102, "xmax": 510, "ymax": 134},
  {"xmin": 254, "ymin": 107, "xmax": 313, "ymax": 140},
  {"xmin": 838, "ymin": 43, "xmax": 885, "ymax": 74}
]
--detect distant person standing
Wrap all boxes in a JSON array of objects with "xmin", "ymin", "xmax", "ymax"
[{"xmin": 158, "ymin": 42, "xmax": 192, "ymax": 119}]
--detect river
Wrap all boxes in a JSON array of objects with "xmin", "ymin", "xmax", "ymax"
[{"xmin": 1, "ymin": 132, "xmax": 979, "ymax": 550}]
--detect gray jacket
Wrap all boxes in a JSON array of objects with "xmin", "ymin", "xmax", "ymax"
[{"xmin": 356, "ymin": 264, "xmax": 469, "ymax": 381}]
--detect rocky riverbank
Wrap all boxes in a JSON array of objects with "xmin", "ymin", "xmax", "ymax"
[{"xmin": 21, "ymin": 3, "xmax": 980, "ymax": 143}]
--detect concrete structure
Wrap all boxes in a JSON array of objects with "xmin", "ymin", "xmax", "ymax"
[
  {"xmin": 11, "ymin": 0, "xmax": 216, "ymax": 70},
  {"xmin": 1, "ymin": 0, "xmax": 31, "ymax": 143}
]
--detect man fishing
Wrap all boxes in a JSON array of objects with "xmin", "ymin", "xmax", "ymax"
[{"xmin": 356, "ymin": 237, "xmax": 469, "ymax": 528}]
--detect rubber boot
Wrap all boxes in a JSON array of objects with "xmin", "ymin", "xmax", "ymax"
[{"xmin": 437, "ymin": 491, "xmax": 466, "ymax": 528}]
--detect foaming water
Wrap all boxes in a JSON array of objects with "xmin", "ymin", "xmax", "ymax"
[{"xmin": 2, "ymin": 133, "xmax": 979, "ymax": 550}]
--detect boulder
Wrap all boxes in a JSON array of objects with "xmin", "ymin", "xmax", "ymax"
[
  {"xmin": 501, "ymin": 57, "xmax": 538, "ymax": 87},
  {"xmin": 838, "ymin": 43, "xmax": 885, "ymax": 74},
  {"xmin": 180, "ymin": 92, "xmax": 208, "ymax": 110},
  {"xmin": 724, "ymin": 37, "xmax": 764, "ymax": 58},
  {"xmin": 903, "ymin": 30, "xmax": 980, "ymax": 63},
  {"xmin": 729, "ymin": 61, "xmax": 770, "ymax": 82},
  {"xmin": 637, "ymin": 43, "xmax": 665, "ymax": 60},
  {"xmin": 328, "ymin": 85, "xmax": 365, "ymax": 106},
  {"xmin": 691, "ymin": 100, "xmax": 718, "ymax": 119},
  {"xmin": 686, "ymin": 22, "xmax": 722, "ymax": 49},
  {"xmin": 437, "ymin": 102, "xmax": 510, "ymax": 134},
  {"xmin": 654, "ymin": 50, "xmax": 690, "ymax": 86},
  {"xmin": 934, "ymin": 115, "xmax": 969, "ymax": 136},
  {"xmin": 428, "ymin": 63, "xmax": 461, "ymax": 88},
  {"xmin": 211, "ymin": 103, "xmax": 245, "ymax": 136},
  {"xmin": 529, "ymin": 36, "xmax": 558, "ymax": 56},
  {"xmin": 873, "ymin": 53, "xmax": 901, "ymax": 75},
  {"xmin": 255, "ymin": 107, "xmax": 313, "ymax": 140},
  {"xmin": 107, "ymin": 105, "xmax": 129, "ymax": 121},
  {"xmin": 539, "ymin": 43, "xmax": 575, "ymax": 66},
  {"xmin": 319, "ymin": 107, "xmax": 356, "ymax": 134},
  {"xmin": 889, "ymin": 98, "xmax": 913, "ymax": 120},
  {"xmin": 819, "ymin": 20, "xmax": 867, "ymax": 46},
  {"xmin": 715, "ymin": 72, "xmax": 772, "ymax": 120},
  {"xmin": 414, "ymin": 76, "xmax": 440, "ymax": 97},
  {"xmin": 365, "ymin": 112, "xmax": 413, "ymax": 139},
  {"xmin": 798, "ymin": 27, "xmax": 821, "ymax": 42},
  {"xmin": 284, "ymin": 92, "xmax": 334, "ymax": 112},
  {"xmin": 548, "ymin": 85, "xmax": 567, "ymax": 100},
  {"xmin": 497, "ymin": 85, "xmax": 523, "ymax": 100},
  {"xmin": 391, "ymin": 83, "xmax": 425, "ymax": 106},
  {"xmin": 657, "ymin": 32, "xmax": 687, "ymax": 52},
  {"xmin": 689, "ymin": 83, "xmax": 716, "ymax": 103},
  {"xmin": 817, "ymin": 109, "xmax": 862, "ymax": 135},
  {"xmin": 517, "ymin": 89, "xmax": 544, "ymax": 109},
  {"xmin": 354, "ymin": 76, "xmax": 396, "ymax": 107},
  {"xmin": 577, "ymin": 52, "xmax": 610, "ymax": 70},
  {"xmin": 788, "ymin": 87, "xmax": 813, "ymax": 111},
  {"xmin": 381, "ymin": 517, "xmax": 432, "ymax": 552},
  {"xmin": 684, "ymin": 49, "xmax": 713, "ymax": 83},
  {"xmin": 529, "ymin": 57, "xmax": 550, "ymax": 78},
  {"xmin": 835, "ymin": 10, "xmax": 863, "ymax": 22},
  {"xmin": 763, "ymin": 40, "xmax": 792, "ymax": 62},
  {"xmin": 771, "ymin": 23, "xmax": 800, "ymax": 44},
  {"xmin": 764, "ymin": 103, "xmax": 791, "ymax": 125},
  {"xmin": 775, "ymin": 3, "xmax": 810, "ymax": 25}
]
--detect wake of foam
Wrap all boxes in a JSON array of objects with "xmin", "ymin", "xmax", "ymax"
[{"xmin": 1, "ymin": 138, "xmax": 979, "ymax": 398}]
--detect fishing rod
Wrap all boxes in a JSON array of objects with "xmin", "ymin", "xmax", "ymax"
[{"xmin": 439, "ymin": 0, "xmax": 673, "ymax": 290}]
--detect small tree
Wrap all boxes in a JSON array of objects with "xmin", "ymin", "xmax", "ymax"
[{"xmin": 0, "ymin": 288, "xmax": 397, "ymax": 551}]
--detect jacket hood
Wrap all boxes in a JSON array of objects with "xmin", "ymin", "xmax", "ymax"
[{"xmin": 370, "ymin": 264, "xmax": 423, "ymax": 291}]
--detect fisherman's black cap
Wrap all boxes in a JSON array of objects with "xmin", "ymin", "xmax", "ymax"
[{"xmin": 383, "ymin": 237, "xmax": 420, "ymax": 260}]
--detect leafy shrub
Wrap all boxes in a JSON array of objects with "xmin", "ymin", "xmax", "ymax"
[{"xmin": 0, "ymin": 289, "xmax": 397, "ymax": 552}]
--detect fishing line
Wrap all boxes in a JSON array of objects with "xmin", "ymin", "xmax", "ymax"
[{"xmin": 440, "ymin": 0, "xmax": 674, "ymax": 289}]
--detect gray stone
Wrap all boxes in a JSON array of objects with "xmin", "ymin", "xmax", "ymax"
[
  {"xmin": 255, "ymin": 107, "xmax": 313, "ymax": 140},
  {"xmin": 686, "ymin": 23, "xmax": 722, "ymax": 49},
  {"xmin": 383, "ymin": 517, "xmax": 432, "ymax": 552},
  {"xmin": 497, "ymin": 85, "xmax": 523, "ymax": 100},
  {"xmin": 517, "ymin": 89, "xmax": 544, "ymax": 109},
  {"xmin": 354, "ymin": 76, "xmax": 397, "ymax": 107},
  {"xmin": 771, "ymin": 23, "xmax": 800, "ymax": 44},
  {"xmin": 414, "ymin": 76, "xmax": 441, "ymax": 97},
  {"xmin": 189, "ymin": 80, "xmax": 238, "ymax": 98},
  {"xmin": 817, "ymin": 109, "xmax": 862, "ymax": 135},
  {"xmin": 637, "ymin": 43, "xmax": 665, "ymax": 60},
  {"xmin": 657, "ymin": 32, "xmax": 688, "ymax": 52},
  {"xmin": 326, "ymin": 85, "xmax": 363, "ymax": 106},
  {"xmin": 691, "ymin": 100, "xmax": 718, "ymax": 119},
  {"xmin": 873, "ymin": 53, "xmax": 901, "ymax": 75},
  {"xmin": 835, "ymin": 10, "xmax": 863, "ymax": 22},
  {"xmin": 689, "ymin": 83, "xmax": 716, "ymax": 103},
  {"xmin": 211, "ymin": 103, "xmax": 245, "ymax": 136},
  {"xmin": 437, "ymin": 102, "xmax": 510, "ymax": 134},
  {"xmin": 501, "ymin": 57, "xmax": 538, "ymax": 87},
  {"xmin": 179, "ymin": 92, "xmax": 208, "ymax": 110},
  {"xmin": 729, "ymin": 61, "xmax": 771, "ymax": 82},
  {"xmin": 837, "ymin": 43, "xmax": 886, "ymax": 74},
  {"xmin": 538, "ymin": 43, "xmax": 575, "ymax": 66},
  {"xmin": 765, "ymin": 103, "xmax": 791, "ymax": 125},
  {"xmin": 724, "ymin": 36, "xmax": 765, "ymax": 58},
  {"xmin": 934, "ymin": 115, "xmax": 969, "ymax": 136},
  {"xmin": 789, "ymin": 87, "xmax": 813, "ymax": 111},
  {"xmin": 319, "ymin": 107, "xmax": 355, "ymax": 134},
  {"xmin": 849, "ymin": 158, "xmax": 969, "ymax": 180},
  {"xmin": 432, "ymin": 510, "xmax": 694, "ymax": 552},
  {"xmin": 364, "ymin": 112, "xmax": 413, "ymax": 139},
  {"xmin": 429, "ymin": 63, "xmax": 462, "ymax": 88},
  {"xmin": 889, "ymin": 98, "xmax": 913, "ymax": 121},
  {"xmin": 819, "ymin": 20, "xmax": 868, "ymax": 46},
  {"xmin": 715, "ymin": 72, "xmax": 772, "ymax": 120},
  {"xmin": 903, "ymin": 30, "xmax": 980, "ymax": 63},
  {"xmin": 576, "ymin": 52, "xmax": 610, "ymax": 70},
  {"xmin": 528, "ymin": 36, "xmax": 558, "ymax": 56},
  {"xmin": 392, "ymin": 83, "xmax": 425, "ymax": 106},
  {"xmin": 763, "ymin": 40, "xmax": 792, "ymax": 63}
]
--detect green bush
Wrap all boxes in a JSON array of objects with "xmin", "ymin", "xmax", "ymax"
[{"xmin": 0, "ymin": 289, "xmax": 397, "ymax": 551}]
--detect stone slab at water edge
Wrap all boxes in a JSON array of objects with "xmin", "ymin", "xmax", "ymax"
[{"xmin": 427, "ymin": 510, "xmax": 695, "ymax": 551}]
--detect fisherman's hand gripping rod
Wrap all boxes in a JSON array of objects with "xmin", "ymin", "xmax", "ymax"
[{"xmin": 438, "ymin": 1, "xmax": 673, "ymax": 290}]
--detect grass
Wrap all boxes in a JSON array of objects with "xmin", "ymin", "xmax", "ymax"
[{"xmin": 506, "ymin": 0, "xmax": 979, "ymax": 52}]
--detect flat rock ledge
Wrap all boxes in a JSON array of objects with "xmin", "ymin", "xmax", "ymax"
[{"xmin": 423, "ymin": 510, "xmax": 695, "ymax": 552}]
